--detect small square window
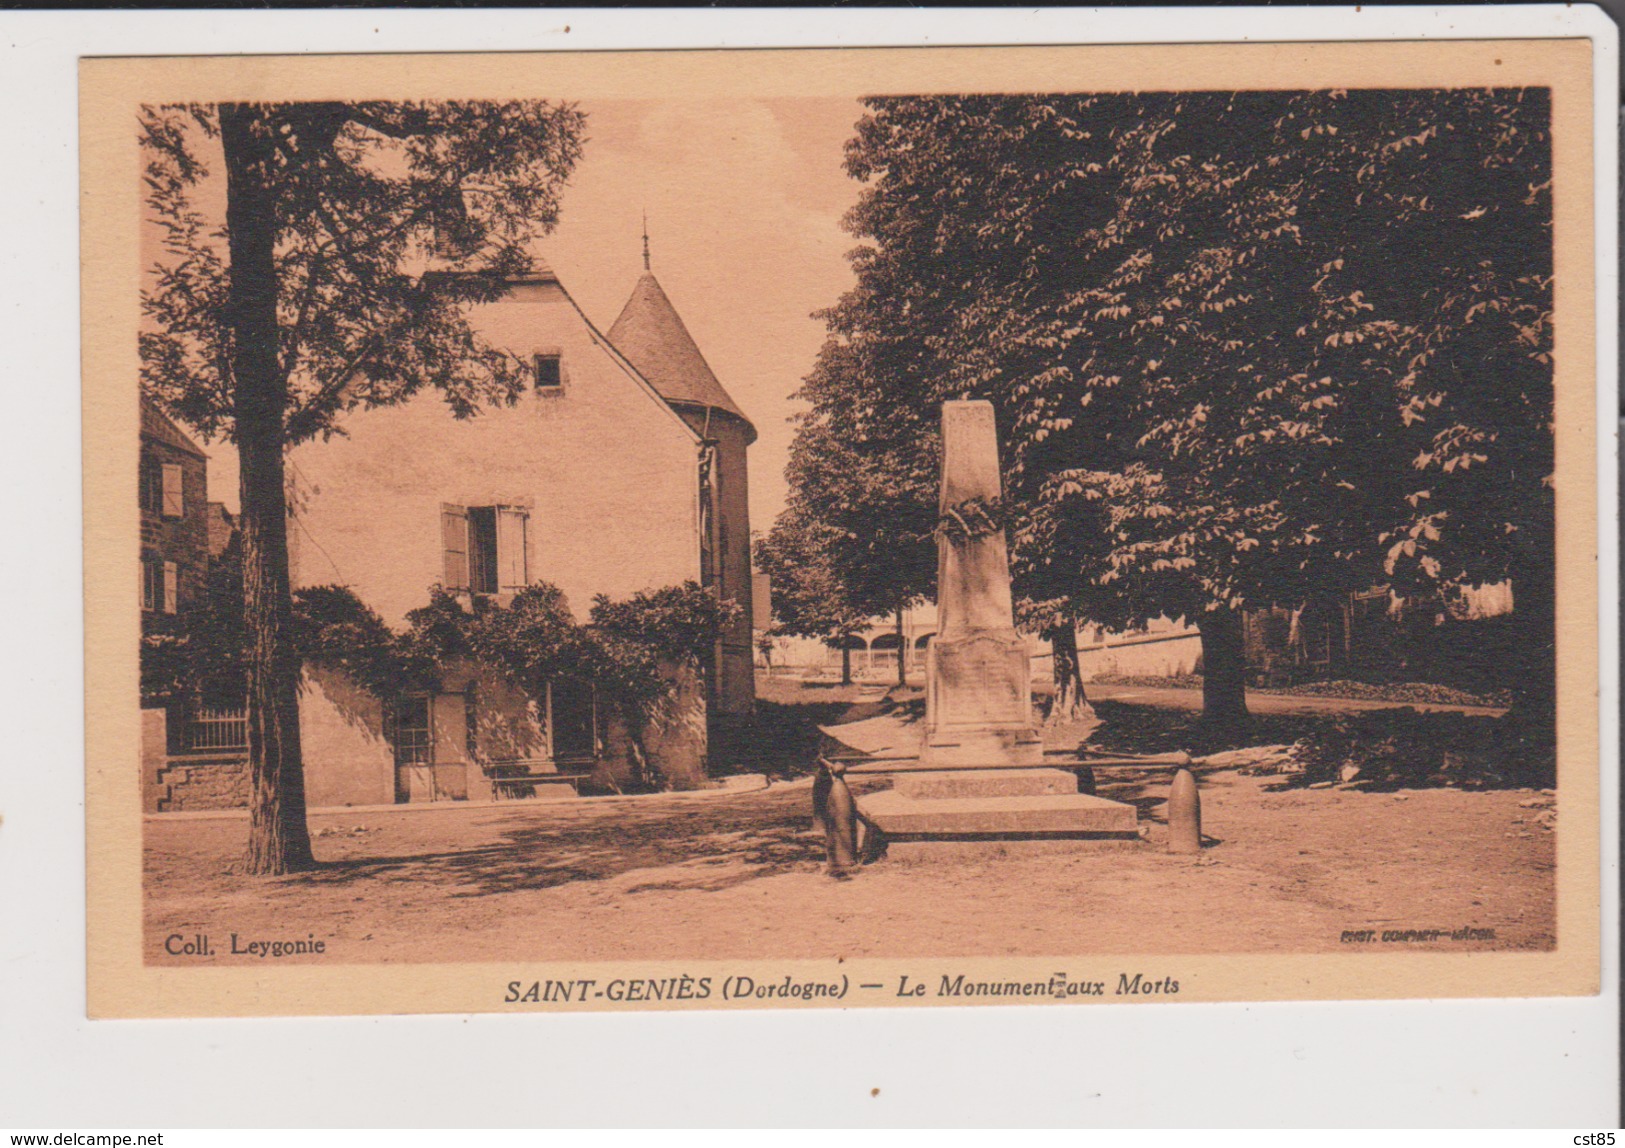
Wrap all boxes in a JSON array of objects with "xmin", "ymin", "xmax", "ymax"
[{"xmin": 534, "ymin": 353, "xmax": 562, "ymax": 389}]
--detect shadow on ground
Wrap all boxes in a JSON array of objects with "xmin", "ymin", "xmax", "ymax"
[
  {"xmin": 297, "ymin": 784, "xmax": 868, "ymax": 898},
  {"xmin": 1083, "ymin": 699, "xmax": 1550, "ymax": 790},
  {"xmin": 1083, "ymin": 700, "xmax": 1328, "ymax": 756},
  {"xmin": 713, "ymin": 678, "xmax": 910, "ymax": 779}
]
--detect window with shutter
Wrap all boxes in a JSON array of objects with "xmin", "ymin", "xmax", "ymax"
[
  {"xmin": 496, "ymin": 506, "xmax": 529, "ymax": 592},
  {"xmin": 467, "ymin": 507, "xmax": 499, "ymax": 594},
  {"xmin": 161, "ymin": 464, "xmax": 184, "ymax": 518},
  {"xmin": 162, "ymin": 561, "xmax": 178, "ymax": 614},
  {"xmin": 440, "ymin": 504, "xmax": 469, "ymax": 590}
]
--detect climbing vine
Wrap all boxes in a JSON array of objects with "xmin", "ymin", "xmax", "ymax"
[{"xmin": 143, "ymin": 566, "xmax": 737, "ymax": 789}]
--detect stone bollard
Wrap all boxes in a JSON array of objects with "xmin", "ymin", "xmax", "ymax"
[
  {"xmin": 1168, "ymin": 767, "xmax": 1202, "ymax": 854},
  {"xmin": 820, "ymin": 761, "xmax": 859, "ymax": 875}
]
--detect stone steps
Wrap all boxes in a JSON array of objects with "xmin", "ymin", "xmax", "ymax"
[
  {"xmin": 893, "ymin": 767, "xmax": 1077, "ymax": 800},
  {"xmin": 858, "ymin": 787, "xmax": 1139, "ymax": 838},
  {"xmin": 881, "ymin": 837, "xmax": 1149, "ymax": 862}
]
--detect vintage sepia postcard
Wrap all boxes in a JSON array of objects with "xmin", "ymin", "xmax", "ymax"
[{"xmin": 83, "ymin": 35, "xmax": 1603, "ymax": 1020}]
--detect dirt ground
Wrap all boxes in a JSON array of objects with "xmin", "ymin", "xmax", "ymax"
[{"xmin": 144, "ymin": 762, "xmax": 1555, "ymax": 966}]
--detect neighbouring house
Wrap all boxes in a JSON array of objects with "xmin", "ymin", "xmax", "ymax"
[
  {"xmin": 140, "ymin": 401, "xmax": 252, "ymax": 811},
  {"xmin": 138, "ymin": 252, "xmax": 760, "ymax": 809},
  {"xmin": 142, "ymin": 254, "xmax": 758, "ymax": 811},
  {"xmin": 139, "ymin": 400, "xmax": 208, "ymax": 622},
  {"xmin": 284, "ymin": 256, "xmax": 756, "ymax": 805}
]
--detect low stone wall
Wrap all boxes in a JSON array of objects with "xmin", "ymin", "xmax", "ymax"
[
  {"xmin": 142, "ymin": 708, "xmax": 169, "ymax": 812},
  {"xmin": 154, "ymin": 756, "xmax": 250, "ymax": 811},
  {"xmin": 1077, "ymin": 629, "xmax": 1201, "ymax": 681}
]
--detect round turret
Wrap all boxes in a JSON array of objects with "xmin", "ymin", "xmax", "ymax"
[{"xmin": 608, "ymin": 255, "xmax": 756, "ymax": 719}]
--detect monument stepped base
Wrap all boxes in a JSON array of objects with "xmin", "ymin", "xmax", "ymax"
[
  {"xmin": 879, "ymin": 835, "xmax": 1150, "ymax": 863},
  {"xmin": 894, "ymin": 767, "xmax": 1077, "ymax": 800},
  {"xmin": 858, "ymin": 789, "xmax": 1139, "ymax": 837},
  {"xmin": 856, "ymin": 767, "xmax": 1140, "ymax": 854}
]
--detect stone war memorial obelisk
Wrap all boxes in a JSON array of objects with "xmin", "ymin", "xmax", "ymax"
[{"xmin": 846, "ymin": 400, "xmax": 1140, "ymax": 859}]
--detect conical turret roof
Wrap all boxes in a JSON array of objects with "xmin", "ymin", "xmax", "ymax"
[{"xmin": 608, "ymin": 271, "xmax": 755, "ymax": 440}]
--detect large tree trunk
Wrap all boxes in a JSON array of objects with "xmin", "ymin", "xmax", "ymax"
[
  {"xmin": 222, "ymin": 104, "xmax": 315, "ymax": 875},
  {"xmin": 840, "ymin": 639, "xmax": 852, "ymax": 686},
  {"xmin": 894, "ymin": 606, "xmax": 907, "ymax": 688},
  {"xmin": 1195, "ymin": 605, "xmax": 1250, "ymax": 733},
  {"xmin": 1045, "ymin": 624, "xmax": 1097, "ymax": 726}
]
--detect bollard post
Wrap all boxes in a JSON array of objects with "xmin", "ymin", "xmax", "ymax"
[
  {"xmin": 811, "ymin": 765, "xmax": 833, "ymax": 837},
  {"xmin": 1168, "ymin": 767, "xmax": 1202, "ymax": 854},
  {"xmin": 857, "ymin": 814, "xmax": 885, "ymax": 864},
  {"xmin": 823, "ymin": 761, "xmax": 859, "ymax": 874}
]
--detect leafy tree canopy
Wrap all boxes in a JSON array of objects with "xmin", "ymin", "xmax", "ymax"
[
  {"xmin": 754, "ymin": 504, "xmax": 873, "ymax": 645},
  {"xmin": 800, "ymin": 89, "xmax": 1552, "ymax": 633},
  {"xmin": 779, "ymin": 337, "xmax": 939, "ymax": 627},
  {"xmin": 140, "ymin": 100, "xmax": 587, "ymax": 443}
]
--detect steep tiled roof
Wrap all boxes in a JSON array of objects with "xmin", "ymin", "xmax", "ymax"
[
  {"xmin": 608, "ymin": 272, "xmax": 755, "ymax": 439},
  {"xmin": 140, "ymin": 399, "xmax": 206, "ymax": 459}
]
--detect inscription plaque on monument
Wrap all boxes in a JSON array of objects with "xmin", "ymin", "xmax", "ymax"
[{"xmin": 930, "ymin": 637, "xmax": 1030, "ymax": 729}]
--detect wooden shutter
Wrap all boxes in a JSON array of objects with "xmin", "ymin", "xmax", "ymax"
[
  {"xmin": 161, "ymin": 464, "xmax": 184, "ymax": 518},
  {"xmin": 162, "ymin": 561, "xmax": 178, "ymax": 614},
  {"xmin": 497, "ymin": 506, "xmax": 529, "ymax": 593},
  {"xmin": 440, "ymin": 504, "xmax": 469, "ymax": 591}
]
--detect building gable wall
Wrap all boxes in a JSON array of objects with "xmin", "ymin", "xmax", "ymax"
[{"xmin": 286, "ymin": 279, "xmax": 702, "ymax": 629}]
